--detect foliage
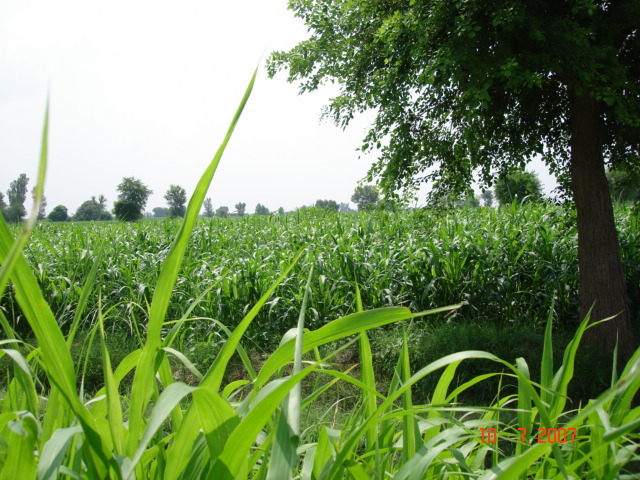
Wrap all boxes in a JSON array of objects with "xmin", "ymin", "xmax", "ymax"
[
  {"xmin": 30, "ymin": 187, "xmax": 47, "ymax": 220},
  {"xmin": 268, "ymin": 0, "xmax": 640, "ymax": 357},
  {"xmin": 47, "ymin": 205, "xmax": 68, "ymax": 222},
  {"xmin": 17, "ymin": 202, "xmax": 638, "ymax": 352},
  {"xmin": 607, "ymin": 166, "xmax": 640, "ymax": 203},
  {"xmin": 2, "ymin": 73, "xmax": 640, "ymax": 479},
  {"xmin": 152, "ymin": 207, "xmax": 168, "ymax": 218},
  {"xmin": 339, "ymin": 202, "xmax": 354, "ymax": 213},
  {"xmin": 481, "ymin": 190, "xmax": 494, "ymax": 207},
  {"xmin": 3, "ymin": 193, "xmax": 640, "ymax": 478},
  {"xmin": 164, "ymin": 184, "xmax": 187, "ymax": 218},
  {"xmin": 268, "ymin": 0, "xmax": 639, "ymax": 199},
  {"xmin": 351, "ymin": 184, "xmax": 379, "ymax": 211},
  {"xmin": 494, "ymin": 170, "xmax": 544, "ymax": 205},
  {"xmin": 315, "ymin": 199, "xmax": 339, "ymax": 211},
  {"xmin": 0, "ymin": 193, "xmax": 6, "ymax": 219},
  {"xmin": 114, "ymin": 177, "xmax": 152, "ymax": 222},
  {"xmin": 4, "ymin": 174, "xmax": 29, "ymax": 223},
  {"xmin": 235, "ymin": 202, "xmax": 246, "ymax": 216},
  {"xmin": 216, "ymin": 206, "xmax": 229, "ymax": 218},
  {"xmin": 203, "ymin": 198, "xmax": 214, "ymax": 218},
  {"xmin": 255, "ymin": 203, "xmax": 269, "ymax": 215},
  {"xmin": 74, "ymin": 197, "xmax": 108, "ymax": 221}
]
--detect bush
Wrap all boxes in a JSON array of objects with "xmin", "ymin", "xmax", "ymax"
[{"xmin": 495, "ymin": 170, "xmax": 543, "ymax": 205}]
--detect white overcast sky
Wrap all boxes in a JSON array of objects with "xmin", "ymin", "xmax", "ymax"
[{"xmin": 0, "ymin": 0, "xmax": 557, "ymax": 215}]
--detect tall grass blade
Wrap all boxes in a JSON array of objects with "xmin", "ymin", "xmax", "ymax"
[
  {"xmin": 126, "ymin": 67, "xmax": 258, "ymax": 456},
  {"xmin": 266, "ymin": 266, "xmax": 313, "ymax": 480}
]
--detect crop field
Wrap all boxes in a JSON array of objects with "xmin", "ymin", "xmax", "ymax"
[
  {"xmin": 1, "ymin": 84, "xmax": 639, "ymax": 478},
  {"xmin": 2, "ymin": 203, "xmax": 640, "ymax": 478}
]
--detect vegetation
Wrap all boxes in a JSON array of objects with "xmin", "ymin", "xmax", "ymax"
[
  {"xmin": 351, "ymin": 184, "xmax": 379, "ymax": 211},
  {"xmin": 153, "ymin": 207, "xmax": 169, "ymax": 218},
  {"xmin": 3, "ymin": 173, "xmax": 29, "ymax": 223},
  {"xmin": 235, "ymin": 202, "xmax": 246, "ymax": 216},
  {"xmin": 114, "ymin": 177, "xmax": 152, "ymax": 222},
  {"xmin": 481, "ymin": 190, "xmax": 494, "ymax": 208},
  {"xmin": 164, "ymin": 185, "xmax": 187, "ymax": 218},
  {"xmin": 74, "ymin": 196, "xmax": 111, "ymax": 221},
  {"xmin": 607, "ymin": 166, "xmax": 640, "ymax": 203},
  {"xmin": 216, "ymin": 206, "xmax": 229, "ymax": 218},
  {"xmin": 494, "ymin": 170, "xmax": 544, "ymax": 205},
  {"xmin": 30, "ymin": 187, "xmax": 47, "ymax": 220},
  {"xmin": 1, "ymin": 82, "xmax": 639, "ymax": 478},
  {"xmin": 47, "ymin": 205, "xmax": 68, "ymax": 222},
  {"xmin": 255, "ymin": 203, "xmax": 269, "ymax": 215},
  {"xmin": 315, "ymin": 199, "xmax": 339, "ymax": 211},
  {"xmin": 203, "ymin": 198, "xmax": 214, "ymax": 218},
  {"xmin": 268, "ymin": 0, "xmax": 640, "ymax": 359}
]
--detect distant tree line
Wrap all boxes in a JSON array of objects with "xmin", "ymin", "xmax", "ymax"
[{"xmin": 3, "ymin": 168, "xmax": 635, "ymax": 224}]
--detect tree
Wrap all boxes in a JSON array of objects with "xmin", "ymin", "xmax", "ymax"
[
  {"xmin": 97, "ymin": 194, "xmax": 108, "ymax": 212},
  {"xmin": 481, "ymin": 190, "xmax": 494, "ymax": 208},
  {"xmin": 269, "ymin": 1, "xmax": 640, "ymax": 358},
  {"xmin": 457, "ymin": 192, "xmax": 480, "ymax": 208},
  {"xmin": 48, "ymin": 205, "xmax": 68, "ymax": 222},
  {"xmin": 216, "ymin": 206, "xmax": 229, "ymax": 218},
  {"xmin": 339, "ymin": 202, "xmax": 354, "ymax": 213},
  {"xmin": 153, "ymin": 207, "xmax": 168, "ymax": 217},
  {"xmin": 164, "ymin": 185, "xmax": 187, "ymax": 218},
  {"xmin": 315, "ymin": 199, "xmax": 340, "ymax": 211},
  {"xmin": 351, "ymin": 185, "xmax": 379, "ymax": 211},
  {"xmin": 235, "ymin": 202, "xmax": 246, "ymax": 217},
  {"xmin": 0, "ymin": 192, "xmax": 7, "ymax": 220},
  {"xmin": 607, "ymin": 166, "xmax": 640, "ymax": 203},
  {"xmin": 278, "ymin": 207, "xmax": 285, "ymax": 215},
  {"xmin": 114, "ymin": 177, "xmax": 152, "ymax": 222},
  {"xmin": 494, "ymin": 170, "xmax": 543, "ymax": 205},
  {"xmin": 31, "ymin": 187, "xmax": 47, "ymax": 220},
  {"xmin": 203, "ymin": 198, "xmax": 214, "ymax": 218},
  {"xmin": 5, "ymin": 174, "xmax": 29, "ymax": 222},
  {"xmin": 255, "ymin": 203, "xmax": 269, "ymax": 215},
  {"xmin": 74, "ymin": 198, "xmax": 102, "ymax": 221}
]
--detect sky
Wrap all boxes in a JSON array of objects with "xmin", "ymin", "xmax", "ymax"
[{"xmin": 0, "ymin": 0, "xmax": 558, "ymax": 216}]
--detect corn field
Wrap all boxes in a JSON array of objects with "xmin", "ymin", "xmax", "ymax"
[{"xmin": 1, "ymin": 72, "xmax": 639, "ymax": 479}]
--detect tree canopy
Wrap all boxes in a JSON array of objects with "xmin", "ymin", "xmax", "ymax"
[
  {"xmin": 494, "ymin": 170, "xmax": 543, "ymax": 205},
  {"xmin": 607, "ymin": 165, "xmax": 640, "ymax": 202},
  {"xmin": 255, "ymin": 203, "xmax": 270, "ymax": 216},
  {"xmin": 235, "ymin": 202, "xmax": 246, "ymax": 217},
  {"xmin": 315, "ymin": 199, "xmax": 340, "ymax": 211},
  {"xmin": 351, "ymin": 185, "xmax": 379, "ymax": 211},
  {"xmin": 269, "ymin": 0, "xmax": 640, "ymax": 358},
  {"xmin": 114, "ymin": 177, "xmax": 152, "ymax": 222},
  {"xmin": 164, "ymin": 185, "xmax": 187, "ymax": 218},
  {"xmin": 48, "ymin": 205, "xmax": 68, "ymax": 222},
  {"xmin": 203, "ymin": 198, "xmax": 214, "ymax": 218},
  {"xmin": 5, "ymin": 174, "xmax": 29, "ymax": 223},
  {"xmin": 74, "ymin": 196, "xmax": 111, "ymax": 221}
]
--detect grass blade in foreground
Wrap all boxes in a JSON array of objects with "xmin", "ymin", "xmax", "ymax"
[{"xmin": 126, "ymin": 67, "xmax": 258, "ymax": 456}]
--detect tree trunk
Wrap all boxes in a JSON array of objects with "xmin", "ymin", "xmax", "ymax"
[{"xmin": 569, "ymin": 89, "xmax": 636, "ymax": 361}]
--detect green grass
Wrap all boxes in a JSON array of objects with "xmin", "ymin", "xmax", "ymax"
[{"xmin": 1, "ymin": 73, "xmax": 639, "ymax": 478}]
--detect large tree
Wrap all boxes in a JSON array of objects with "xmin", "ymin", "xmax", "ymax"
[
  {"xmin": 31, "ymin": 187, "xmax": 47, "ymax": 220},
  {"xmin": 494, "ymin": 170, "xmax": 543, "ymax": 205},
  {"xmin": 5, "ymin": 174, "xmax": 29, "ymax": 223},
  {"xmin": 48, "ymin": 205, "xmax": 69, "ymax": 222},
  {"xmin": 164, "ymin": 185, "xmax": 187, "ymax": 218},
  {"xmin": 114, "ymin": 177, "xmax": 152, "ymax": 222},
  {"xmin": 269, "ymin": 0, "xmax": 640, "ymax": 358},
  {"xmin": 203, "ymin": 198, "xmax": 214, "ymax": 218},
  {"xmin": 351, "ymin": 185, "xmax": 379, "ymax": 211},
  {"xmin": 235, "ymin": 202, "xmax": 246, "ymax": 217}
]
